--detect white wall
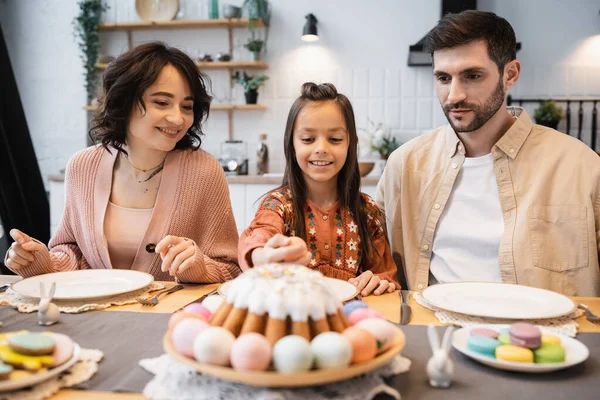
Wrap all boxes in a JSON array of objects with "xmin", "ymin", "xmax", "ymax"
[{"xmin": 1, "ymin": 0, "xmax": 599, "ymax": 187}]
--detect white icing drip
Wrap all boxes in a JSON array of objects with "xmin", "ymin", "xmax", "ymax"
[{"xmin": 230, "ymin": 263, "xmax": 341, "ymax": 322}]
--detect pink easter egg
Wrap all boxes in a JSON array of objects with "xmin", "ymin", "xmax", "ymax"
[
  {"xmin": 183, "ymin": 303, "xmax": 212, "ymax": 320},
  {"xmin": 348, "ymin": 308, "xmax": 385, "ymax": 326},
  {"xmin": 230, "ymin": 333, "xmax": 272, "ymax": 372},
  {"xmin": 168, "ymin": 311, "xmax": 207, "ymax": 330},
  {"xmin": 171, "ymin": 318, "xmax": 209, "ymax": 358}
]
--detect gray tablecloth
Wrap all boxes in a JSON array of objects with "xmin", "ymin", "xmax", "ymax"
[{"xmin": 1, "ymin": 307, "xmax": 598, "ymax": 399}]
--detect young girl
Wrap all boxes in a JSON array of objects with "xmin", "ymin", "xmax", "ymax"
[
  {"xmin": 5, "ymin": 42, "xmax": 240, "ymax": 283},
  {"xmin": 238, "ymin": 82, "xmax": 398, "ymax": 296}
]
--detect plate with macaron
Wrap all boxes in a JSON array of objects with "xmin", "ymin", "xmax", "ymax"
[
  {"xmin": 453, "ymin": 323, "xmax": 589, "ymax": 373},
  {"xmin": 0, "ymin": 331, "xmax": 81, "ymax": 392}
]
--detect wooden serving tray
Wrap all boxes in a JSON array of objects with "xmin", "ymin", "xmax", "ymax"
[{"xmin": 163, "ymin": 331, "xmax": 405, "ymax": 387}]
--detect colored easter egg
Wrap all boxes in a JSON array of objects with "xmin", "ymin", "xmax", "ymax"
[
  {"xmin": 272, "ymin": 335, "xmax": 314, "ymax": 373},
  {"xmin": 347, "ymin": 308, "xmax": 385, "ymax": 325},
  {"xmin": 311, "ymin": 332, "xmax": 352, "ymax": 369},
  {"xmin": 355, "ymin": 318, "xmax": 398, "ymax": 353},
  {"xmin": 342, "ymin": 300, "xmax": 369, "ymax": 318},
  {"xmin": 183, "ymin": 303, "xmax": 212, "ymax": 320},
  {"xmin": 168, "ymin": 311, "xmax": 207, "ymax": 330},
  {"xmin": 171, "ymin": 318, "xmax": 209, "ymax": 358},
  {"xmin": 230, "ymin": 333, "xmax": 272, "ymax": 372},
  {"xmin": 342, "ymin": 327, "xmax": 377, "ymax": 363},
  {"xmin": 193, "ymin": 327, "xmax": 236, "ymax": 366}
]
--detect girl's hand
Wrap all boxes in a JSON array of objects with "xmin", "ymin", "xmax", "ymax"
[
  {"xmin": 156, "ymin": 236, "xmax": 196, "ymax": 276},
  {"xmin": 5, "ymin": 229, "xmax": 44, "ymax": 271},
  {"xmin": 349, "ymin": 270, "xmax": 396, "ymax": 296},
  {"xmin": 251, "ymin": 234, "xmax": 312, "ymax": 267}
]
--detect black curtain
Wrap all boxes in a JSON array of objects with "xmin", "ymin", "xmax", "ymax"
[{"xmin": 0, "ymin": 23, "xmax": 50, "ymax": 274}]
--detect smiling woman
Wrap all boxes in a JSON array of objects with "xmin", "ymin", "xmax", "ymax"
[{"xmin": 4, "ymin": 42, "xmax": 242, "ymax": 284}]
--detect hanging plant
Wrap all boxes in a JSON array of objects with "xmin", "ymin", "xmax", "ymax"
[
  {"xmin": 242, "ymin": 0, "xmax": 271, "ymax": 56},
  {"xmin": 73, "ymin": 0, "xmax": 108, "ymax": 105}
]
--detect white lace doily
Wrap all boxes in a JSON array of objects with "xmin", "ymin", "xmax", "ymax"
[
  {"xmin": 0, "ymin": 282, "xmax": 165, "ymax": 314},
  {"xmin": 0, "ymin": 348, "xmax": 103, "ymax": 400},
  {"xmin": 413, "ymin": 292, "xmax": 584, "ymax": 337},
  {"xmin": 140, "ymin": 353, "xmax": 411, "ymax": 400}
]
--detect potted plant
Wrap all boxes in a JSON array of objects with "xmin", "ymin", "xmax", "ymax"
[
  {"xmin": 242, "ymin": 0, "xmax": 270, "ymax": 61},
  {"xmin": 73, "ymin": 0, "xmax": 108, "ymax": 105},
  {"xmin": 233, "ymin": 72, "xmax": 269, "ymax": 104},
  {"xmin": 359, "ymin": 119, "xmax": 401, "ymax": 160},
  {"xmin": 533, "ymin": 101, "xmax": 565, "ymax": 130}
]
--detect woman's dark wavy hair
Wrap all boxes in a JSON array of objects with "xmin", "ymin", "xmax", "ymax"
[
  {"xmin": 89, "ymin": 41, "xmax": 212, "ymax": 153},
  {"xmin": 281, "ymin": 82, "xmax": 377, "ymax": 264},
  {"xmin": 424, "ymin": 10, "xmax": 517, "ymax": 73}
]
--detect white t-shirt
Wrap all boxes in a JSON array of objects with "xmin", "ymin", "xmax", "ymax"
[{"xmin": 429, "ymin": 153, "xmax": 503, "ymax": 284}]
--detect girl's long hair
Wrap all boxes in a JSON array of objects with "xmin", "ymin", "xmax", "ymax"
[{"xmin": 281, "ymin": 82, "xmax": 376, "ymax": 263}]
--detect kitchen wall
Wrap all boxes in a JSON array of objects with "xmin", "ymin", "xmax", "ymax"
[{"xmin": 1, "ymin": 0, "xmax": 599, "ymax": 187}]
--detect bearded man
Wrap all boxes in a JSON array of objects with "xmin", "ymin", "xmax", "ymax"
[{"xmin": 376, "ymin": 10, "xmax": 600, "ymax": 296}]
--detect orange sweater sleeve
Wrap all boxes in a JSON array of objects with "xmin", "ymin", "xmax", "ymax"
[
  {"xmin": 238, "ymin": 194, "xmax": 288, "ymax": 271},
  {"xmin": 363, "ymin": 195, "xmax": 400, "ymax": 289}
]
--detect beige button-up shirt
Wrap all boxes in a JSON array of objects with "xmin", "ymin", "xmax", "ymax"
[{"xmin": 376, "ymin": 107, "xmax": 600, "ymax": 296}]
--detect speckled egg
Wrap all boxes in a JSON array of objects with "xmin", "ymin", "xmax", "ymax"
[
  {"xmin": 183, "ymin": 303, "xmax": 212, "ymax": 320},
  {"xmin": 168, "ymin": 311, "xmax": 208, "ymax": 330},
  {"xmin": 355, "ymin": 318, "xmax": 398, "ymax": 353},
  {"xmin": 171, "ymin": 318, "xmax": 209, "ymax": 358},
  {"xmin": 342, "ymin": 327, "xmax": 377, "ymax": 363},
  {"xmin": 201, "ymin": 295, "xmax": 225, "ymax": 314},
  {"xmin": 347, "ymin": 307, "xmax": 385, "ymax": 326},
  {"xmin": 311, "ymin": 332, "xmax": 352, "ymax": 370},
  {"xmin": 229, "ymin": 333, "xmax": 272, "ymax": 372},
  {"xmin": 193, "ymin": 327, "xmax": 236, "ymax": 366},
  {"xmin": 342, "ymin": 300, "xmax": 369, "ymax": 318},
  {"xmin": 272, "ymin": 335, "xmax": 314, "ymax": 373}
]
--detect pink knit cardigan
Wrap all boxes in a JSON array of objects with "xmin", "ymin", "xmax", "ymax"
[{"xmin": 5, "ymin": 145, "xmax": 241, "ymax": 283}]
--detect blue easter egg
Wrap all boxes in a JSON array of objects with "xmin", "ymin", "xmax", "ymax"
[{"xmin": 342, "ymin": 300, "xmax": 368, "ymax": 317}]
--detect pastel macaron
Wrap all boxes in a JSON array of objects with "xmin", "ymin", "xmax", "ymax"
[
  {"xmin": 467, "ymin": 335, "xmax": 500, "ymax": 357},
  {"xmin": 495, "ymin": 344, "xmax": 534, "ymax": 363},
  {"xmin": 470, "ymin": 328, "xmax": 499, "ymax": 339},
  {"xmin": 497, "ymin": 333, "xmax": 511, "ymax": 345},
  {"xmin": 509, "ymin": 323, "xmax": 541, "ymax": 349},
  {"xmin": 541, "ymin": 334, "xmax": 561, "ymax": 345},
  {"xmin": 533, "ymin": 343, "xmax": 566, "ymax": 364}
]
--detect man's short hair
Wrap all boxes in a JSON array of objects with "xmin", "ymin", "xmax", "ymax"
[{"xmin": 424, "ymin": 10, "xmax": 517, "ymax": 72}]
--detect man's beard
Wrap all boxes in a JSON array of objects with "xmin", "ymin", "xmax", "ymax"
[{"xmin": 443, "ymin": 79, "xmax": 506, "ymax": 133}]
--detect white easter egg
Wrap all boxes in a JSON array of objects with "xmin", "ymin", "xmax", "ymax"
[
  {"xmin": 311, "ymin": 332, "xmax": 352, "ymax": 369},
  {"xmin": 272, "ymin": 335, "xmax": 314, "ymax": 373},
  {"xmin": 193, "ymin": 327, "xmax": 235, "ymax": 366},
  {"xmin": 201, "ymin": 295, "xmax": 225, "ymax": 314}
]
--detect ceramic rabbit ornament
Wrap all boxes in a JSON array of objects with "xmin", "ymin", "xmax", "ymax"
[
  {"xmin": 426, "ymin": 324, "xmax": 455, "ymax": 388},
  {"xmin": 38, "ymin": 282, "xmax": 59, "ymax": 326}
]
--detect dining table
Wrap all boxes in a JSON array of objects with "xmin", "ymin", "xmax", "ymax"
[{"xmin": 1, "ymin": 278, "xmax": 599, "ymax": 400}]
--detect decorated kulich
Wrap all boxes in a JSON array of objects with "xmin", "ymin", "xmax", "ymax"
[{"xmin": 209, "ymin": 263, "xmax": 349, "ymax": 344}]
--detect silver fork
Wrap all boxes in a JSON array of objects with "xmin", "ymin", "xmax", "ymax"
[
  {"xmin": 136, "ymin": 284, "xmax": 184, "ymax": 306},
  {"xmin": 578, "ymin": 304, "xmax": 600, "ymax": 323}
]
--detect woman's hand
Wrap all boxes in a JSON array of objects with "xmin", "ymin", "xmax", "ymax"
[
  {"xmin": 5, "ymin": 229, "xmax": 45, "ymax": 271},
  {"xmin": 348, "ymin": 270, "xmax": 396, "ymax": 296},
  {"xmin": 251, "ymin": 234, "xmax": 312, "ymax": 267},
  {"xmin": 155, "ymin": 235, "xmax": 196, "ymax": 276}
]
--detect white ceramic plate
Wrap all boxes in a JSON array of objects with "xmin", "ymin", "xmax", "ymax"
[
  {"xmin": 452, "ymin": 324, "xmax": 589, "ymax": 373},
  {"xmin": 11, "ymin": 270, "xmax": 154, "ymax": 301},
  {"xmin": 219, "ymin": 277, "xmax": 359, "ymax": 302},
  {"xmin": 422, "ymin": 282, "xmax": 575, "ymax": 319},
  {"xmin": 0, "ymin": 343, "xmax": 81, "ymax": 392}
]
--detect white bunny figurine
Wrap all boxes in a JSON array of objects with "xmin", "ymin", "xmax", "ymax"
[
  {"xmin": 38, "ymin": 282, "xmax": 59, "ymax": 326},
  {"xmin": 426, "ymin": 324, "xmax": 455, "ymax": 388}
]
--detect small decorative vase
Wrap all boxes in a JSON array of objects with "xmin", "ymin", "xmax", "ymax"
[{"xmin": 245, "ymin": 90, "xmax": 259, "ymax": 104}]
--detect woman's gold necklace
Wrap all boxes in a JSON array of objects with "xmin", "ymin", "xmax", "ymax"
[{"xmin": 121, "ymin": 153, "xmax": 165, "ymax": 184}]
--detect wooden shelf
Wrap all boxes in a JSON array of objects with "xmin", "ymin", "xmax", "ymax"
[
  {"xmin": 98, "ymin": 18, "xmax": 266, "ymax": 32},
  {"xmin": 95, "ymin": 61, "xmax": 268, "ymax": 70},
  {"xmin": 83, "ymin": 104, "xmax": 267, "ymax": 111}
]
